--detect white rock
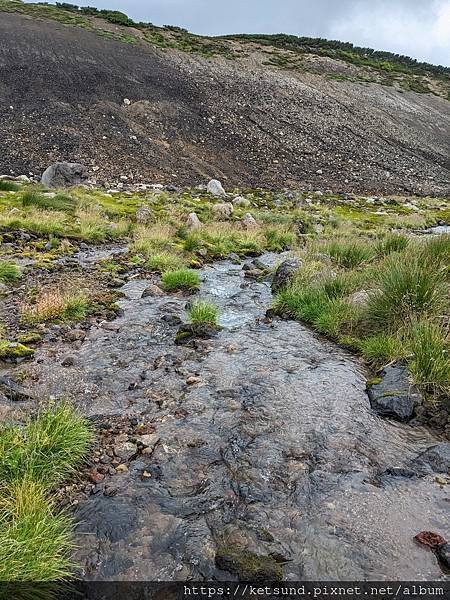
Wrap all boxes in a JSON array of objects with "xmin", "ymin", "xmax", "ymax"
[
  {"xmin": 212, "ymin": 202, "xmax": 233, "ymax": 218},
  {"xmin": 207, "ymin": 179, "xmax": 226, "ymax": 197},
  {"xmin": 186, "ymin": 212, "xmax": 202, "ymax": 229},
  {"xmin": 15, "ymin": 175, "xmax": 30, "ymax": 182},
  {"xmin": 242, "ymin": 213, "xmax": 258, "ymax": 229},
  {"xmin": 123, "ymin": 98, "xmax": 131, "ymax": 106},
  {"xmin": 233, "ymin": 196, "xmax": 251, "ymax": 208}
]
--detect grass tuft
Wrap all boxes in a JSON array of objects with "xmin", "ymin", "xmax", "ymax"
[
  {"xmin": 22, "ymin": 289, "xmax": 90, "ymax": 324},
  {"xmin": 21, "ymin": 191, "xmax": 77, "ymax": 214},
  {"xmin": 0, "ymin": 261, "xmax": 21, "ymax": 284},
  {"xmin": 0, "ymin": 180, "xmax": 19, "ymax": 192},
  {"xmin": 162, "ymin": 269, "xmax": 200, "ymax": 291},
  {"xmin": 0, "ymin": 405, "xmax": 92, "ymax": 582},
  {"xmin": 324, "ymin": 239, "xmax": 373, "ymax": 268},
  {"xmin": 367, "ymin": 253, "xmax": 447, "ymax": 330},
  {"xmin": 188, "ymin": 299, "xmax": 219, "ymax": 326},
  {"xmin": 408, "ymin": 320, "xmax": 450, "ymax": 398}
]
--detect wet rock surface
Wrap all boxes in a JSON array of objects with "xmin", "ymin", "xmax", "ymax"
[{"xmin": 16, "ymin": 252, "xmax": 449, "ymax": 581}]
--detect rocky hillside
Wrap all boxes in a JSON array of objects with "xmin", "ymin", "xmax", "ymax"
[{"xmin": 0, "ymin": 0, "xmax": 449, "ymax": 195}]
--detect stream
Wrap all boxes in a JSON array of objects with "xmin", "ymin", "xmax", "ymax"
[{"xmin": 23, "ymin": 251, "xmax": 448, "ymax": 581}]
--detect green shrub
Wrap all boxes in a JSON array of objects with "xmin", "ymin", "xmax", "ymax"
[
  {"xmin": 264, "ymin": 228, "xmax": 295, "ymax": 251},
  {"xmin": 22, "ymin": 290, "xmax": 90, "ymax": 324},
  {"xmin": 0, "ymin": 406, "xmax": 92, "ymax": 581},
  {"xmin": 0, "ymin": 180, "xmax": 19, "ymax": 192},
  {"xmin": 162, "ymin": 269, "xmax": 200, "ymax": 291},
  {"xmin": 313, "ymin": 298, "xmax": 357, "ymax": 338},
  {"xmin": 188, "ymin": 300, "xmax": 219, "ymax": 326},
  {"xmin": 0, "ymin": 262, "xmax": 20, "ymax": 284}
]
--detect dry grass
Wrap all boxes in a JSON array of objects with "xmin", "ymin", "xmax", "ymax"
[{"xmin": 22, "ymin": 288, "xmax": 90, "ymax": 324}]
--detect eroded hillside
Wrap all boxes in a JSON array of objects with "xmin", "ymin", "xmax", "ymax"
[{"xmin": 0, "ymin": 1, "xmax": 449, "ymax": 195}]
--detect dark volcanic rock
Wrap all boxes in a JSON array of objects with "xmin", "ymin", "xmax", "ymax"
[
  {"xmin": 0, "ymin": 375, "xmax": 33, "ymax": 402},
  {"xmin": 367, "ymin": 365, "xmax": 422, "ymax": 422},
  {"xmin": 175, "ymin": 323, "xmax": 219, "ymax": 344},
  {"xmin": 271, "ymin": 259, "xmax": 302, "ymax": 293},
  {"xmin": 41, "ymin": 161, "xmax": 88, "ymax": 188},
  {"xmin": 436, "ymin": 544, "xmax": 450, "ymax": 569}
]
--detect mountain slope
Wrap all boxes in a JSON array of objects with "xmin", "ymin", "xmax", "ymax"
[{"xmin": 0, "ymin": 6, "xmax": 449, "ymax": 195}]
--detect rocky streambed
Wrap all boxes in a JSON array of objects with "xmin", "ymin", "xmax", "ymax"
[{"xmin": 8, "ymin": 250, "xmax": 450, "ymax": 581}]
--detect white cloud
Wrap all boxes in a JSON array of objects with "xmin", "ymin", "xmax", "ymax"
[{"xmin": 328, "ymin": 0, "xmax": 450, "ymax": 65}]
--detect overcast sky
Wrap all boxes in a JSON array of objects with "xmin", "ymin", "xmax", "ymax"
[{"xmin": 33, "ymin": 0, "xmax": 450, "ymax": 66}]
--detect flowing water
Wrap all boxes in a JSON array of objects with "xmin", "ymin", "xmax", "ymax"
[{"xmin": 24, "ymin": 252, "xmax": 448, "ymax": 581}]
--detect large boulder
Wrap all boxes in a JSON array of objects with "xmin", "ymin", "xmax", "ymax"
[
  {"xmin": 41, "ymin": 162, "xmax": 88, "ymax": 188},
  {"xmin": 367, "ymin": 364, "xmax": 422, "ymax": 422},
  {"xmin": 207, "ymin": 179, "xmax": 226, "ymax": 197},
  {"xmin": 271, "ymin": 259, "xmax": 302, "ymax": 293}
]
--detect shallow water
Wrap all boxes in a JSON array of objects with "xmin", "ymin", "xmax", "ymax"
[{"xmin": 26, "ymin": 253, "xmax": 448, "ymax": 581}]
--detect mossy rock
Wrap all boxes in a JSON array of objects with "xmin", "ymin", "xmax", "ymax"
[
  {"xmin": 0, "ymin": 341, "xmax": 35, "ymax": 359},
  {"xmin": 17, "ymin": 332, "xmax": 42, "ymax": 344},
  {"xmin": 215, "ymin": 545, "xmax": 283, "ymax": 581}
]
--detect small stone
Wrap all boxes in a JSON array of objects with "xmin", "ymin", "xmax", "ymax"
[
  {"xmin": 101, "ymin": 322, "xmax": 121, "ymax": 332},
  {"xmin": 123, "ymin": 98, "xmax": 131, "ymax": 106},
  {"xmin": 103, "ymin": 485, "xmax": 118, "ymax": 497},
  {"xmin": 271, "ymin": 259, "xmax": 302, "ymax": 293},
  {"xmin": 89, "ymin": 469, "xmax": 105, "ymax": 484},
  {"xmin": 367, "ymin": 364, "xmax": 422, "ymax": 422},
  {"xmin": 41, "ymin": 162, "xmax": 88, "ymax": 188},
  {"xmin": 115, "ymin": 464, "xmax": 129, "ymax": 474},
  {"xmin": 233, "ymin": 196, "xmax": 251, "ymax": 208},
  {"xmin": 61, "ymin": 356, "xmax": 76, "ymax": 367},
  {"xmin": 186, "ymin": 375, "xmax": 202, "ymax": 385},
  {"xmin": 136, "ymin": 206, "xmax": 154, "ymax": 224},
  {"xmin": 114, "ymin": 441, "xmax": 137, "ymax": 462},
  {"xmin": 142, "ymin": 470, "xmax": 152, "ymax": 479},
  {"xmin": 141, "ymin": 284, "xmax": 164, "ymax": 298}
]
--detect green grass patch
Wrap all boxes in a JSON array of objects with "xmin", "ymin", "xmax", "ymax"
[
  {"xmin": 188, "ymin": 299, "xmax": 219, "ymax": 326},
  {"xmin": 0, "ymin": 405, "xmax": 92, "ymax": 581},
  {"xmin": 22, "ymin": 290, "xmax": 91, "ymax": 324},
  {"xmin": 147, "ymin": 252, "xmax": 185, "ymax": 273},
  {"xmin": 324, "ymin": 239, "xmax": 374, "ymax": 268},
  {"xmin": 0, "ymin": 180, "xmax": 19, "ymax": 192},
  {"xmin": 0, "ymin": 261, "xmax": 20, "ymax": 284},
  {"xmin": 408, "ymin": 320, "xmax": 450, "ymax": 398},
  {"xmin": 21, "ymin": 191, "xmax": 77, "ymax": 214},
  {"xmin": 367, "ymin": 252, "xmax": 447, "ymax": 330},
  {"xmin": 162, "ymin": 269, "xmax": 200, "ymax": 291}
]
